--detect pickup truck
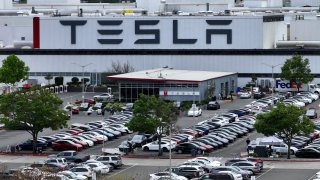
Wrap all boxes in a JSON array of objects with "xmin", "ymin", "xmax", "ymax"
[
  {"xmin": 48, "ymin": 150, "xmax": 90, "ymax": 163},
  {"xmin": 248, "ymin": 140, "xmax": 298, "ymax": 155}
]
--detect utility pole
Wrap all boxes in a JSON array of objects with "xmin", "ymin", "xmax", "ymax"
[
  {"xmin": 72, "ymin": 63, "xmax": 92, "ymax": 104},
  {"xmin": 261, "ymin": 63, "xmax": 282, "ymax": 105}
]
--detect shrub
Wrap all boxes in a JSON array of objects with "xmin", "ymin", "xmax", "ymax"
[{"xmin": 54, "ymin": 76, "xmax": 64, "ymax": 86}]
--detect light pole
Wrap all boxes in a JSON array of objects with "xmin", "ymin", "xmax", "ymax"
[
  {"xmin": 72, "ymin": 62, "xmax": 93, "ymax": 104},
  {"xmin": 261, "ymin": 63, "xmax": 282, "ymax": 105},
  {"xmin": 169, "ymin": 123, "xmax": 172, "ymax": 179}
]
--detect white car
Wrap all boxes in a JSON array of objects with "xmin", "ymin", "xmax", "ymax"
[
  {"xmin": 82, "ymin": 132, "xmax": 108, "ymax": 142},
  {"xmin": 240, "ymin": 92, "xmax": 251, "ymax": 99},
  {"xmin": 150, "ymin": 172, "xmax": 188, "ymax": 180},
  {"xmin": 283, "ymin": 99, "xmax": 305, "ymax": 107},
  {"xmin": 218, "ymin": 171, "xmax": 243, "ymax": 180},
  {"xmin": 187, "ymin": 107, "xmax": 202, "ymax": 117},
  {"xmin": 59, "ymin": 171, "xmax": 88, "ymax": 180},
  {"xmin": 142, "ymin": 141, "xmax": 176, "ymax": 152},
  {"xmin": 86, "ymin": 162, "xmax": 110, "ymax": 174},
  {"xmin": 188, "ymin": 159, "xmax": 221, "ymax": 169},
  {"xmin": 70, "ymin": 166, "xmax": 92, "ymax": 178},
  {"xmin": 109, "ymin": 124, "xmax": 133, "ymax": 134},
  {"xmin": 209, "ymin": 118, "xmax": 228, "ymax": 126},
  {"xmin": 73, "ymin": 136, "xmax": 94, "ymax": 147},
  {"xmin": 93, "ymin": 93, "xmax": 113, "ymax": 101}
]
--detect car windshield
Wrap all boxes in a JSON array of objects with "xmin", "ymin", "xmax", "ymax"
[{"xmin": 132, "ymin": 136, "xmax": 142, "ymax": 140}]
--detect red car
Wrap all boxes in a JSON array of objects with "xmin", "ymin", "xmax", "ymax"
[
  {"xmin": 75, "ymin": 99, "xmax": 96, "ymax": 105},
  {"xmin": 64, "ymin": 138, "xmax": 88, "ymax": 149},
  {"xmin": 51, "ymin": 140, "xmax": 83, "ymax": 151},
  {"xmin": 71, "ymin": 107, "xmax": 80, "ymax": 114},
  {"xmin": 64, "ymin": 129, "xmax": 81, "ymax": 136}
]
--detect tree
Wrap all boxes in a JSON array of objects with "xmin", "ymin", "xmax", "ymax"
[
  {"xmin": 279, "ymin": 54, "xmax": 314, "ymax": 92},
  {"xmin": 204, "ymin": 82, "xmax": 216, "ymax": 100},
  {"xmin": 71, "ymin": 77, "xmax": 79, "ymax": 85},
  {"xmin": 126, "ymin": 94, "xmax": 178, "ymax": 156},
  {"xmin": 0, "ymin": 54, "xmax": 29, "ymax": 87},
  {"xmin": 44, "ymin": 73, "xmax": 53, "ymax": 85},
  {"xmin": 54, "ymin": 76, "xmax": 64, "ymax": 86},
  {"xmin": 0, "ymin": 90, "xmax": 68, "ymax": 153},
  {"xmin": 254, "ymin": 103, "xmax": 315, "ymax": 159},
  {"xmin": 110, "ymin": 61, "xmax": 134, "ymax": 74},
  {"xmin": 251, "ymin": 74, "xmax": 257, "ymax": 85}
]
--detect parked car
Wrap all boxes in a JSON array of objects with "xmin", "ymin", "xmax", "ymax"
[
  {"xmin": 198, "ymin": 173, "xmax": 235, "ymax": 180},
  {"xmin": 295, "ymin": 148, "xmax": 320, "ymax": 158},
  {"xmin": 169, "ymin": 166, "xmax": 205, "ymax": 179},
  {"xmin": 175, "ymin": 142, "xmax": 206, "ymax": 154},
  {"xmin": 188, "ymin": 107, "xmax": 202, "ymax": 117},
  {"xmin": 69, "ymin": 166, "xmax": 92, "ymax": 178},
  {"xmin": 93, "ymin": 93, "xmax": 113, "ymax": 101},
  {"xmin": 211, "ymin": 166, "xmax": 252, "ymax": 180},
  {"xmin": 48, "ymin": 150, "xmax": 90, "ymax": 163},
  {"xmin": 142, "ymin": 141, "xmax": 176, "ymax": 152},
  {"xmin": 150, "ymin": 171, "xmax": 188, "ymax": 180},
  {"xmin": 253, "ymin": 92, "xmax": 265, "ymax": 99},
  {"xmin": 58, "ymin": 171, "xmax": 88, "ymax": 180},
  {"xmin": 75, "ymin": 99, "xmax": 96, "ymax": 105},
  {"xmin": 230, "ymin": 161, "xmax": 261, "ymax": 174},
  {"xmin": 240, "ymin": 92, "xmax": 251, "ymax": 99},
  {"xmin": 306, "ymin": 108, "xmax": 318, "ymax": 119},
  {"xmin": 129, "ymin": 134, "xmax": 147, "ymax": 147},
  {"xmin": 95, "ymin": 155, "xmax": 123, "ymax": 168},
  {"xmin": 207, "ymin": 101, "xmax": 220, "ymax": 110},
  {"xmin": 17, "ymin": 139, "xmax": 47, "ymax": 151},
  {"xmin": 51, "ymin": 140, "xmax": 83, "ymax": 151},
  {"xmin": 86, "ymin": 162, "xmax": 110, "ymax": 174}
]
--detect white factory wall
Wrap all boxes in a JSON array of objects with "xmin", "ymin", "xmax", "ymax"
[
  {"xmin": 290, "ymin": 20, "xmax": 320, "ymax": 41},
  {"xmin": 0, "ymin": 54, "xmax": 319, "ymax": 86},
  {"xmin": 290, "ymin": 0, "xmax": 320, "ymax": 7},
  {"xmin": 0, "ymin": 0, "xmax": 12, "ymax": 9},
  {"xmin": 27, "ymin": 0, "xmax": 81, "ymax": 4},
  {"xmin": 263, "ymin": 21, "xmax": 287, "ymax": 48},
  {"xmin": 0, "ymin": 17, "xmax": 33, "ymax": 47}
]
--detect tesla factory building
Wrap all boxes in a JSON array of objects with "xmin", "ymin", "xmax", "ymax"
[
  {"xmin": 2, "ymin": 0, "xmax": 320, "ymax": 88},
  {"xmin": 107, "ymin": 68, "xmax": 237, "ymax": 102}
]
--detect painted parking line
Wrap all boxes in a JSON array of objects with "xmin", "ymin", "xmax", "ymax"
[
  {"xmin": 307, "ymin": 172, "xmax": 318, "ymax": 180},
  {"xmin": 256, "ymin": 168, "xmax": 273, "ymax": 179},
  {"xmin": 106, "ymin": 164, "xmax": 137, "ymax": 178}
]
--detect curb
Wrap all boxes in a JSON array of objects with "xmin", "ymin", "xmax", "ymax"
[{"xmin": 0, "ymin": 152, "xmax": 51, "ymax": 157}]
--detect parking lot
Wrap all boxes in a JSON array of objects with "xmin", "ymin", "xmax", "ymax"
[{"xmin": 1, "ymin": 92, "xmax": 320, "ymax": 179}]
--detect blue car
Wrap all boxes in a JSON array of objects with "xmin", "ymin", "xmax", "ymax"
[
  {"xmin": 195, "ymin": 126, "xmax": 210, "ymax": 135},
  {"xmin": 228, "ymin": 109, "xmax": 246, "ymax": 117},
  {"xmin": 17, "ymin": 139, "xmax": 48, "ymax": 151}
]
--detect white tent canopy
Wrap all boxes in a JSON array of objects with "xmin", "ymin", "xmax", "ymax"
[{"xmin": 258, "ymin": 136, "xmax": 283, "ymax": 145}]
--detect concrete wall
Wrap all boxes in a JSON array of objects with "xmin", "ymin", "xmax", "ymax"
[{"xmin": 290, "ymin": 20, "xmax": 320, "ymax": 41}]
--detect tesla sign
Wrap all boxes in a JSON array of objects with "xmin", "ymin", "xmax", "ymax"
[{"xmin": 59, "ymin": 19, "xmax": 232, "ymax": 45}]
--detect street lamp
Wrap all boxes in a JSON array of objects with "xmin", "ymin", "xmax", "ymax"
[
  {"xmin": 261, "ymin": 63, "xmax": 282, "ymax": 105},
  {"xmin": 72, "ymin": 62, "xmax": 93, "ymax": 104}
]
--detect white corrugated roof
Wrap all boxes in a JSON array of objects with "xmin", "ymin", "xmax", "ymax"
[{"xmin": 108, "ymin": 68, "xmax": 237, "ymax": 82}]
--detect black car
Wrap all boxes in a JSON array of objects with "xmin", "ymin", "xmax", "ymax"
[
  {"xmin": 17, "ymin": 139, "xmax": 48, "ymax": 151},
  {"xmin": 175, "ymin": 142, "xmax": 205, "ymax": 154},
  {"xmin": 199, "ymin": 173, "xmax": 234, "ymax": 180},
  {"xmin": 207, "ymin": 101, "xmax": 220, "ymax": 110},
  {"xmin": 253, "ymin": 92, "xmax": 266, "ymax": 99},
  {"xmin": 228, "ymin": 109, "xmax": 246, "ymax": 117},
  {"xmin": 295, "ymin": 148, "xmax": 320, "ymax": 158}
]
